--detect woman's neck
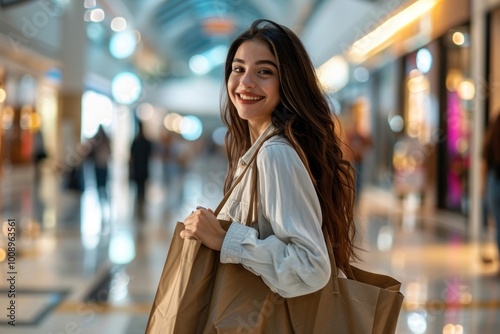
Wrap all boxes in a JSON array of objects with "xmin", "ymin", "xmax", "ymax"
[{"xmin": 248, "ymin": 121, "xmax": 272, "ymax": 144}]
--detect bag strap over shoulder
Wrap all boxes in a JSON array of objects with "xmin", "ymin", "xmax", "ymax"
[
  {"xmin": 214, "ymin": 132, "xmax": 277, "ymax": 217},
  {"xmin": 324, "ymin": 236, "xmax": 340, "ymax": 292},
  {"xmin": 246, "ymin": 163, "xmax": 259, "ymax": 225}
]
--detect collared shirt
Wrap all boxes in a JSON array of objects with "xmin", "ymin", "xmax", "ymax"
[{"xmin": 218, "ymin": 124, "xmax": 338, "ymax": 298}]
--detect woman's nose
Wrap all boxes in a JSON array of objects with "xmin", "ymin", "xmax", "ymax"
[{"xmin": 240, "ymin": 72, "xmax": 255, "ymax": 88}]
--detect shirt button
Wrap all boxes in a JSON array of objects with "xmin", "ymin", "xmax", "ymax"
[
  {"xmin": 241, "ymin": 161, "xmax": 247, "ymax": 166},
  {"xmin": 225, "ymin": 257, "xmax": 232, "ymax": 263}
]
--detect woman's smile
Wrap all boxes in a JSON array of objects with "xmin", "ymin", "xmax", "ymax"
[{"xmin": 236, "ymin": 92, "xmax": 265, "ymax": 103}]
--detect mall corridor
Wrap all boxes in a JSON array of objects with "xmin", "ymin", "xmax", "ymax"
[{"xmin": 0, "ymin": 155, "xmax": 499, "ymax": 333}]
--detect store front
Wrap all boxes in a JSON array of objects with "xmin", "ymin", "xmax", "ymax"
[
  {"xmin": 488, "ymin": 6, "xmax": 500, "ymax": 120},
  {"xmin": 0, "ymin": 65, "xmax": 58, "ymax": 172},
  {"xmin": 1, "ymin": 70, "xmax": 36, "ymax": 166},
  {"xmin": 367, "ymin": 61, "xmax": 403, "ymax": 191},
  {"xmin": 336, "ymin": 0, "xmax": 472, "ymax": 215},
  {"xmin": 436, "ymin": 25, "xmax": 473, "ymax": 213},
  {"xmin": 394, "ymin": 42, "xmax": 440, "ymax": 207},
  {"xmin": 0, "ymin": 65, "xmax": 5, "ymax": 175}
]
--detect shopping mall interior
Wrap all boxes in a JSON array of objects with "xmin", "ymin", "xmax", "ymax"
[{"xmin": 1, "ymin": 0, "xmax": 500, "ymax": 333}]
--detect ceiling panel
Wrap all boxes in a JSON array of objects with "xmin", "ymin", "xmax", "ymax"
[{"xmin": 113, "ymin": 0, "xmax": 335, "ymax": 79}]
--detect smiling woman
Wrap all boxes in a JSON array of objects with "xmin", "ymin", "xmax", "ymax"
[
  {"xmin": 188, "ymin": 16, "xmax": 355, "ymax": 306},
  {"xmin": 215, "ymin": 19, "xmax": 358, "ymax": 282},
  {"xmin": 193, "ymin": 17, "xmax": 356, "ymax": 293},
  {"xmin": 147, "ymin": 19, "xmax": 403, "ymax": 334}
]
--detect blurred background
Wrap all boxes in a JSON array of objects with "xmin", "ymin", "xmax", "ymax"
[{"xmin": 1, "ymin": 0, "xmax": 500, "ymax": 333}]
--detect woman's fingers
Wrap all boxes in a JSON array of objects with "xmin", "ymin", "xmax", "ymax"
[
  {"xmin": 182, "ymin": 210, "xmax": 205, "ymax": 238},
  {"xmin": 180, "ymin": 208, "xmax": 225, "ymax": 250},
  {"xmin": 180, "ymin": 228, "xmax": 198, "ymax": 240}
]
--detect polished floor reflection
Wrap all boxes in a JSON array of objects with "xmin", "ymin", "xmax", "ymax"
[{"xmin": 0, "ymin": 154, "xmax": 499, "ymax": 334}]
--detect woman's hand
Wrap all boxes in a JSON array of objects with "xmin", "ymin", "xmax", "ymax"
[{"xmin": 180, "ymin": 208, "xmax": 226, "ymax": 251}]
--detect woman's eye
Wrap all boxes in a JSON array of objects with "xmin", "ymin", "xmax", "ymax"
[
  {"xmin": 259, "ymin": 69, "xmax": 272, "ymax": 75},
  {"xmin": 232, "ymin": 67, "xmax": 244, "ymax": 73}
]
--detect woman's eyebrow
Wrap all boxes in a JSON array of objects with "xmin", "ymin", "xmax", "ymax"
[{"xmin": 232, "ymin": 58, "xmax": 277, "ymax": 68}]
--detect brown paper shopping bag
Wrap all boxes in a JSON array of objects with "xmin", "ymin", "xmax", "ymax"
[{"xmin": 146, "ymin": 222, "xmax": 403, "ymax": 334}]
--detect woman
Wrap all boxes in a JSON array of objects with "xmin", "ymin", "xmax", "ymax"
[
  {"xmin": 482, "ymin": 114, "xmax": 500, "ymax": 264},
  {"xmin": 181, "ymin": 19, "xmax": 357, "ymax": 298}
]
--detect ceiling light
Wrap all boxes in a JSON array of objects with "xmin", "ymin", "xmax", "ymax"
[
  {"xmin": 189, "ymin": 55, "xmax": 210, "ymax": 75},
  {"xmin": 452, "ymin": 32, "xmax": 465, "ymax": 46},
  {"xmin": 90, "ymin": 9, "xmax": 105, "ymax": 22},
  {"xmin": 111, "ymin": 17, "xmax": 127, "ymax": 32},
  {"xmin": 348, "ymin": 0, "xmax": 437, "ymax": 63},
  {"xmin": 202, "ymin": 18, "xmax": 235, "ymax": 36},
  {"xmin": 110, "ymin": 31, "xmax": 137, "ymax": 59},
  {"xmin": 416, "ymin": 48, "xmax": 432, "ymax": 73},
  {"xmin": 204, "ymin": 45, "xmax": 227, "ymax": 66},
  {"xmin": 112, "ymin": 72, "xmax": 142, "ymax": 105},
  {"xmin": 189, "ymin": 45, "xmax": 228, "ymax": 75},
  {"xmin": 84, "ymin": 0, "xmax": 96, "ymax": 9},
  {"xmin": 316, "ymin": 55, "xmax": 349, "ymax": 92}
]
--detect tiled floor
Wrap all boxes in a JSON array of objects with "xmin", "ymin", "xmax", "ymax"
[{"xmin": 1, "ymin": 154, "xmax": 499, "ymax": 333}]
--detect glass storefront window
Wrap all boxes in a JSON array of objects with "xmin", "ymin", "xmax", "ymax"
[
  {"xmin": 397, "ymin": 43, "xmax": 439, "ymax": 198},
  {"xmin": 441, "ymin": 25, "xmax": 472, "ymax": 212}
]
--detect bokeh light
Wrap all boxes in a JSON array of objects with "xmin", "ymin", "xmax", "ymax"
[
  {"xmin": 112, "ymin": 72, "xmax": 142, "ymax": 105},
  {"xmin": 180, "ymin": 115, "xmax": 203, "ymax": 141},
  {"xmin": 110, "ymin": 31, "xmax": 137, "ymax": 59},
  {"xmin": 111, "ymin": 17, "xmax": 127, "ymax": 32}
]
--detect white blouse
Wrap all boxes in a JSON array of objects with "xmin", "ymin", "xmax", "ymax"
[{"xmin": 218, "ymin": 124, "xmax": 343, "ymax": 298}]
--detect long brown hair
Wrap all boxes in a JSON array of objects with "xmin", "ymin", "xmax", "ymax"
[{"xmin": 221, "ymin": 19, "xmax": 358, "ymax": 275}]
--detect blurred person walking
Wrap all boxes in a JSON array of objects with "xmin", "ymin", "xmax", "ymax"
[
  {"xmin": 90, "ymin": 125, "xmax": 111, "ymax": 201},
  {"xmin": 345, "ymin": 99, "xmax": 373, "ymax": 202},
  {"xmin": 31, "ymin": 126, "xmax": 47, "ymax": 223},
  {"xmin": 482, "ymin": 114, "xmax": 500, "ymax": 266},
  {"xmin": 130, "ymin": 121, "xmax": 152, "ymax": 220},
  {"xmin": 32, "ymin": 127, "xmax": 47, "ymax": 184}
]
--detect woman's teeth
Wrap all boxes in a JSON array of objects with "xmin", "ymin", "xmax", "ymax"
[{"xmin": 239, "ymin": 94, "xmax": 262, "ymax": 101}]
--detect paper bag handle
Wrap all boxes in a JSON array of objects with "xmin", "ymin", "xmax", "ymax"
[{"xmin": 214, "ymin": 133, "xmax": 277, "ymax": 217}]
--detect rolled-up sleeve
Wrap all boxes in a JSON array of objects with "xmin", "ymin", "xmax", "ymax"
[{"xmin": 220, "ymin": 142, "xmax": 331, "ymax": 298}]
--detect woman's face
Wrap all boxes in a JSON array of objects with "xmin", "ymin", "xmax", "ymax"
[{"xmin": 227, "ymin": 40, "xmax": 280, "ymax": 137}]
